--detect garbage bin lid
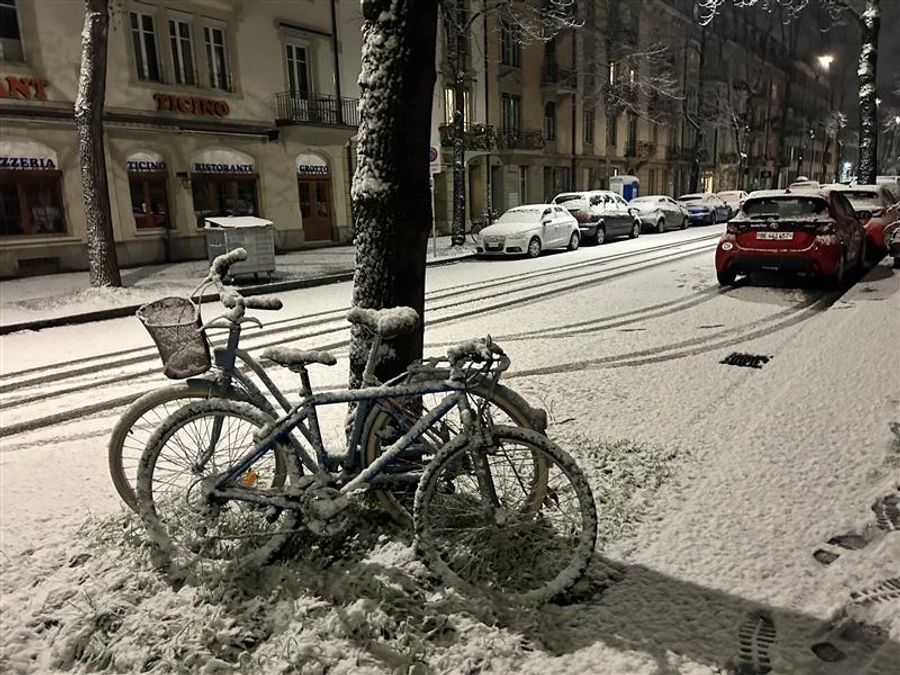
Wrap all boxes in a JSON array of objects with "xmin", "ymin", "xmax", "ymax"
[{"xmin": 204, "ymin": 216, "xmax": 273, "ymax": 228}]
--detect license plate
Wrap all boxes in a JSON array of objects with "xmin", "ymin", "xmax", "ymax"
[
  {"xmin": 757, "ymin": 231, "xmax": 793, "ymax": 240},
  {"xmin": 485, "ymin": 244, "xmax": 501, "ymax": 250}
]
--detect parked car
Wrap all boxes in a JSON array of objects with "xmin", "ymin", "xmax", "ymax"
[
  {"xmin": 715, "ymin": 187, "xmax": 866, "ymax": 286},
  {"xmin": 677, "ymin": 193, "xmax": 731, "ymax": 224},
  {"xmin": 828, "ymin": 184, "xmax": 899, "ymax": 255},
  {"xmin": 883, "ymin": 220, "xmax": 900, "ymax": 267},
  {"xmin": 717, "ymin": 190, "xmax": 749, "ymax": 216},
  {"xmin": 552, "ymin": 190, "xmax": 641, "ymax": 243},
  {"xmin": 475, "ymin": 204, "xmax": 580, "ymax": 258},
  {"xmin": 628, "ymin": 195, "xmax": 690, "ymax": 232}
]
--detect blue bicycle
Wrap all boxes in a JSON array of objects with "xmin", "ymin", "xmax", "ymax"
[{"xmin": 136, "ymin": 251, "xmax": 597, "ymax": 603}]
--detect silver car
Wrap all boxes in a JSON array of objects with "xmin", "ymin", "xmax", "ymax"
[{"xmin": 628, "ymin": 195, "xmax": 690, "ymax": 233}]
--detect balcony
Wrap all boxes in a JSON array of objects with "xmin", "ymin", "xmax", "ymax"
[
  {"xmin": 438, "ymin": 123, "xmax": 544, "ymax": 151},
  {"xmin": 274, "ymin": 92, "xmax": 359, "ymax": 127}
]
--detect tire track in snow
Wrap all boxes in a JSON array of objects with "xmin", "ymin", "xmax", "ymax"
[
  {"xmin": 0, "ymin": 242, "xmax": 719, "ymax": 438},
  {"xmin": 0, "ymin": 232, "xmax": 723, "ymax": 388}
]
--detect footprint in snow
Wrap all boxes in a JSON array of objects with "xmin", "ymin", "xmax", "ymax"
[
  {"xmin": 728, "ymin": 610, "xmax": 776, "ymax": 674},
  {"xmin": 812, "ymin": 491, "xmax": 900, "ymax": 565}
]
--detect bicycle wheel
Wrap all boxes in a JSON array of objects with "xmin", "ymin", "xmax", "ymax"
[
  {"xmin": 362, "ymin": 382, "xmax": 540, "ymax": 524},
  {"xmin": 109, "ymin": 382, "xmax": 258, "ymax": 512},
  {"xmin": 137, "ymin": 399, "xmax": 301, "ymax": 575},
  {"xmin": 414, "ymin": 425, "xmax": 597, "ymax": 605}
]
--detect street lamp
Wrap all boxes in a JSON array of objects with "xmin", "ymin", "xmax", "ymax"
[{"xmin": 817, "ymin": 54, "xmax": 834, "ymax": 71}]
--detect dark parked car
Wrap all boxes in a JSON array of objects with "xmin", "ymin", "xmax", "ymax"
[
  {"xmin": 677, "ymin": 193, "xmax": 731, "ymax": 224},
  {"xmin": 715, "ymin": 188, "xmax": 866, "ymax": 286}
]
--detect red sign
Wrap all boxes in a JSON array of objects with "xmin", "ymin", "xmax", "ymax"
[
  {"xmin": 0, "ymin": 76, "xmax": 49, "ymax": 100},
  {"xmin": 153, "ymin": 93, "xmax": 230, "ymax": 117}
]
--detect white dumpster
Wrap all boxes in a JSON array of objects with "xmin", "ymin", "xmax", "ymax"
[{"xmin": 204, "ymin": 216, "xmax": 276, "ymax": 281}]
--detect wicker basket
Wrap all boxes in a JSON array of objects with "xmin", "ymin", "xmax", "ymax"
[{"xmin": 137, "ymin": 297, "xmax": 212, "ymax": 379}]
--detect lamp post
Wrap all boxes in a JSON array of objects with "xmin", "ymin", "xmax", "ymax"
[{"xmin": 815, "ymin": 54, "xmax": 836, "ymax": 181}]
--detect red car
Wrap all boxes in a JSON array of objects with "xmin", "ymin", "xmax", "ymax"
[
  {"xmin": 715, "ymin": 188, "xmax": 866, "ymax": 287},
  {"xmin": 828, "ymin": 184, "xmax": 899, "ymax": 254}
]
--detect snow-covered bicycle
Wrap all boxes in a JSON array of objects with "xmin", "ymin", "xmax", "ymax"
[
  {"xmin": 109, "ymin": 250, "xmax": 544, "ymax": 515},
  {"xmin": 134, "ymin": 252, "xmax": 598, "ymax": 603}
]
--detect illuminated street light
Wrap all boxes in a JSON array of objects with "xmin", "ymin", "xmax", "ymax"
[{"xmin": 817, "ymin": 54, "xmax": 834, "ymax": 71}]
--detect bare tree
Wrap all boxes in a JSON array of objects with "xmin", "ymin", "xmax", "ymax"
[
  {"xmin": 74, "ymin": 0, "xmax": 121, "ymax": 287},
  {"xmin": 349, "ymin": 0, "xmax": 439, "ymax": 387},
  {"xmin": 439, "ymin": 0, "xmax": 580, "ymax": 244},
  {"xmin": 697, "ymin": 0, "xmax": 883, "ymax": 184}
]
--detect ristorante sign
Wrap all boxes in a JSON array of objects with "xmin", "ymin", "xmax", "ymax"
[{"xmin": 153, "ymin": 93, "xmax": 230, "ymax": 117}]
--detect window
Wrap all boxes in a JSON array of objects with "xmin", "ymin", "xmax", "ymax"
[
  {"xmin": 500, "ymin": 20, "xmax": 521, "ymax": 67},
  {"xmin": 443, "ymin": 86, "xmax": 472, "ymax": 126},
  {"xmin": 608, "ymin": 61, "xmax": 616, "ymax": 84},
  {"xmin": 285, "ymin": 42, "xmax": 310, "ymax": 97},
  {"xmin": 0, "ymin": 0, "xmax": 23, "ymax": 62},
  {"xmin": 519, "ymin": 166, "xmax": 528, "ymax": 203},
  {"xmin": 607, "ymin": 113, "xmax": 618, "ymax": 148},
  {"xmin": 626, "ymin": 113, "xmax": 638, "ymax": 154},
  {"xmin": 130, "ymin": 12, "xmax": 161, "ymax": 81},
  {"xmin": 584, "ymin": 109, "xmax": 595, "ymax": 145},
  {"xmin": 544, "ymin": 102, "xmax": 556, "ymax": 142},
  {"xmin": 0, "ymin": 170, "xmax": 66, "ymax": 236},
  {"xmin": 500, "ymin": 93, "xmax": 521, "ymax": 134},
  {"xmin": 168, "ymin": 16, "xmax": 195, "ymax": 85},
  {"xmin": 191, "ymin": 175, "xmax": 258, "ymax": 226},
  {"xmin": 129, "ymin": 173, "xmax": 169, "ymax": 229},
  {"xmin": 204, "ymin": 23, "xmax": 230, "ymax": 90}
]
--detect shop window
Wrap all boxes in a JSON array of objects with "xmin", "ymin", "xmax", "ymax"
[
  {"xmin": 168, "ymin": 16, "xmax": 196, "ymax": 86},
  {"xmin": 204, "ymin": 23, "xmax": 231, "ymax": 91},
  {"xmin": 0, "ymin": 0, "xmax": 24, "ymax": 62},
  {"xmin": 0, "ymin": 171, "xmax": 65, "ymax": 236},
  {"xmin": 130, "ymin": 11, "xmax": 161, "ymax": 82},
  {"xmin": 191, "ymin": 174, "xmax": 257, "ymax": 227},
  {"xmin": 129, "ymin": 173, "xmax": 170, "ymax": 229}
]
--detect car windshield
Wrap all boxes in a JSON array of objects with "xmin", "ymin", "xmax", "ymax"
[
  {"xmin": 840, "ymin": 190, "xmax": 881, "ymax": 209},
  {"xmin": 629, "ymin": 197, "xmax": 656, "ymax": 204},
  {"xmin": 497, "ymin": 208, "xmax": 542, "ymax": 224},
  {"xmin": 740, "ymin": 197, "xmax": 827, "ymax": 218},
  {"xmin": 677, "ymin": 194, "xmax": 706, "ymax": 203},
  {"xmin": 554, "ymin": 194, "xmax": 584, "ymax": 205}
]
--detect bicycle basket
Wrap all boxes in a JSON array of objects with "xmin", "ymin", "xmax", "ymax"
[{"xmin": 137, "ymin": 297, "xmax": 211, "ymax": 379}]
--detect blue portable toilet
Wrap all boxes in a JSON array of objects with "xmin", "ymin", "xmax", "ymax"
[{"xmin": 610, "ymin": 175, "xmax": 640, "ymax": 201}]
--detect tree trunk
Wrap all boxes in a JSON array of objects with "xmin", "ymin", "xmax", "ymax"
[
  {"xmin": 74, "ymin": 0, "xmax": 120, "ymax": 287},
  {"xmin": 349, "ymin": 0, "xmax": 439, "ymax": 388},
  {"xmin": 688, "ymin": 29, "xmax": 706, "ymax": 194},
  {"xmin": 450, "ymin": 0, "xmax": 467, "ymax": 246},
  {"xmin": 856, "ymin": 0, "xmax": 880, "ymax": 184}
]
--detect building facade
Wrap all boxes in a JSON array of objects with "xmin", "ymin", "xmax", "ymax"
[{"xmin": 0, "ymin": 0, "xmax": 363, "ymax": 278}]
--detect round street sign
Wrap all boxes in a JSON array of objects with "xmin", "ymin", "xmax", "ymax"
[{"xmin": 429, "ymin": 146, "xmax": 438, "ymax": 162}]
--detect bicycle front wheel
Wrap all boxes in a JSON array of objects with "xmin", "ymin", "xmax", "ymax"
[
  {"xmin": 414, "ymin": 426, "xmax": 597, "ymax": 605},
  {"xmin": 137, "ymin": 399, "xmax": 301, "ymax": 576}
]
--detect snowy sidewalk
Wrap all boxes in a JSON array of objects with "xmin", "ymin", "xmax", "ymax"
[{"xmin": 0, "ymin": 235, "xmax": 473, "ymax": 332}]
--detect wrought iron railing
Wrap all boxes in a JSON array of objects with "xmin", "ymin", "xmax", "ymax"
[
  {"xmin": 274, "ymin": 92, "xmax": 359, "ymax": 126},
  {"xmin": 438, "ymin": 123, "xmax": 544, "ymax": 151}
]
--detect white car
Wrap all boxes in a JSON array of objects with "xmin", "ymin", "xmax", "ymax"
[
  {"xmin": 476, "ymin": 204, "xmax": 580, "ymax": 258},
  {"xmin": 716, "ymin": 190, "xmax": 748, "ymax": 217},
  {"xmin": 628, "ymin": 195, "xmax": 690, "ymax": 233}
]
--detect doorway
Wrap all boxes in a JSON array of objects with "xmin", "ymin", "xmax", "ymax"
[{"xmin": 298, "ymin": 177, "xmax": 333, "ymax": 241}]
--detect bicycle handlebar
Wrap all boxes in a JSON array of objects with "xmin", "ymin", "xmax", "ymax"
[
  {"xmin": 202, "ymin": 248, "xmax": 283, "ymax": 324},
  {"xmin": 210, "ymin": 247, "xmax": 248, "ymax": 277}
]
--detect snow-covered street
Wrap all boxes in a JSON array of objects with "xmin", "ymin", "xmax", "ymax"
[{"xmin": 2, "ymin": 226, "xmax": 898, "ymax": 673}]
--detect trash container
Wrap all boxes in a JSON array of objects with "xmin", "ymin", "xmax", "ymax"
[{"xmin": 204, "ymin": 216, "xmax": 276, "ymax": 281}]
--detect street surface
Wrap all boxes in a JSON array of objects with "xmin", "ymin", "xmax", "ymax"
[{"xmin": 2, "ymin": 224, "xmax": 898, "ymax": 673}]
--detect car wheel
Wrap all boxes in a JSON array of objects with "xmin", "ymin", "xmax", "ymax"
[
  {"xmin": 825, "ymin": 250, "xmax": 846, "ymax": 289},
  {"xmin": 681, "ymin": 217, "xmax": 689, "ymax": 230},
  {"xmin": 656, "ymin": 218, "xmax": 665, "ymax": 233},
  {"xmin": 716, "ymin": 269, "xmax": 737, "ymax": 286},
  {"xmin": 594, "ymin": 224, "xmax": 606, "ymax": 245},
  {"xmin": 629, "ymin": 221, "xmax": 640, "ymax": 239},
  {"xmin": 567, "ymin": 231, "xmax": 580, "ymax": 251},
  {"xmin": 527, "ymin": 237, "xmax": 542, "ymax": 258}
]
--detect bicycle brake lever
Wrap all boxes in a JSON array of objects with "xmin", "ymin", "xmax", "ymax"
[{"xmin": 239, "ymin": 316, "xmax": 263, "ymax": 329}]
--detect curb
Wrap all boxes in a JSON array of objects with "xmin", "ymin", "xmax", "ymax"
[{"xmin": 0, "ymin": 253, "xmax": 474, "ymax": 335}]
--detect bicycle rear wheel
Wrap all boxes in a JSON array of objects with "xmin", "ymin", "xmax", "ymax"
[
  {"xmin": 362, "ymin": 382, "xmax": 540, "ymax": 524},
  {"xmin": 137, "ymin": 399, "xmax": 301, "ymax": 576},
  {"xmin": 414, "ymin": 426, "xmax": 597, "ymax": 605}
]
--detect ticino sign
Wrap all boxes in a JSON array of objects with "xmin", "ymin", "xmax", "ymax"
[{"xmin": 153, "ymin": 93, "xmax": 230, "ymax": 117}]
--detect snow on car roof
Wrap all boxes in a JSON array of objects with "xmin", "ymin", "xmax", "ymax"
[{"xmin": 744, "ymin": 189, "xmax": 829, "ymax": 200}]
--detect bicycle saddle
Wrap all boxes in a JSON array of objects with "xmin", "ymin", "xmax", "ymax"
[
  {"xmin": 263, "ymin": 347, "xmax": 337, "ymax": 369},
  {"xmin": 346, "ymin": 306, "xmax": 419, "ymax": 338}
]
